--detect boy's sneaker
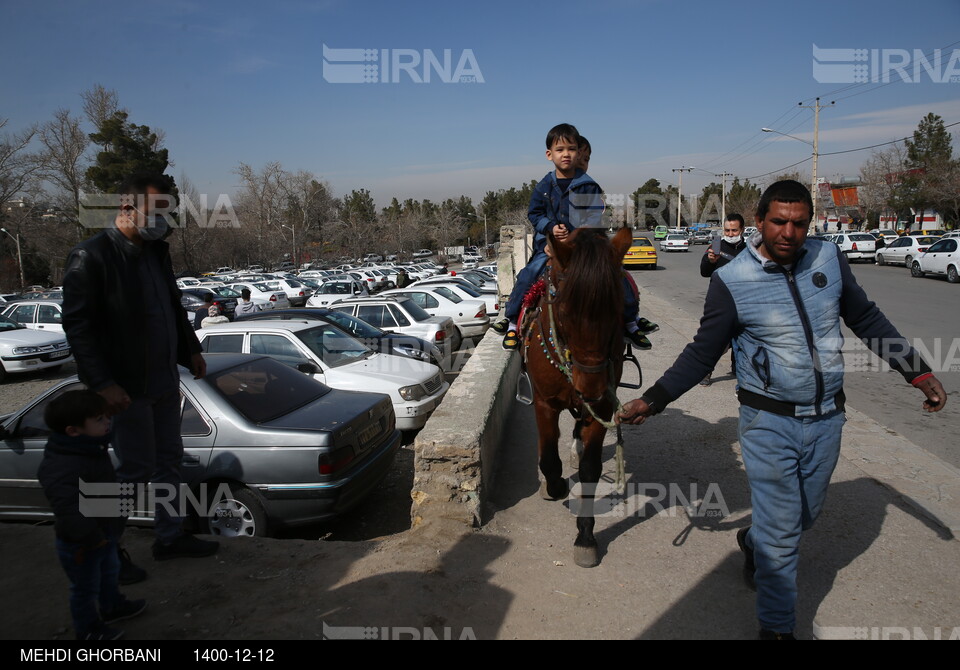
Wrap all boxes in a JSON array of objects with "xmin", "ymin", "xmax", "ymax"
[
  {"xmin": 636, "ymin": 317, "xmax": 659, "ymax": 334},
  {"xmin": 152, "ymin": 534, "xmax": 219, "ymax": 561},
  {"xmin": 501, "ymin": 329, "xmax": 520, "ymax": 351},
  {"xmin": 626, "ymin": 330, "xmax": 652, "ymax": 350},
  {"xmin": 118, "ymin": 546, "xmax": 147, "ymax": 585},
  {"xmin": 758, "ymin": 629, "xmax": 796, "ymax": 640},
  {"xmin": 736, "ymin": 526, "xmax": 756, "ymax": 590},
  {"xmin": 492, "ymin": 317, "xmax": 509, "ymax": 334},
  {"xmin": 78, "ymin": 624, "xmax": 124, "ymax": 641},
  {"xmin": 102, "ymin": 598, "xmax": 147, "ymax": 624}
]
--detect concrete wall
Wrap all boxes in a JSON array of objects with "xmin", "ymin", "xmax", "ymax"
[{"xmin": 409, "ymin": 223, "xmax": 529, "ymax": 529}]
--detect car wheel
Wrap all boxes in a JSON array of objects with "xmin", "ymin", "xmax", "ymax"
[
  {"xmin": 0, "ymin": 363, "xmax": 6, "ymax": 384},
  {"xmin": 911, "ymin": 261, "xmax": 925, "ymax": 278},
  {"xmin": 904, "ymin": 255, "xmax": 912, "ymax": 267},
  {"xmin": 876, "ymin": 254, "xmax": 885, "ymax": 266},
  {"xmin": 948, "ymin": 265, "xmax": 959, "ymax": 284},
  {"xmin": 206, "ymin": 486, "xmax": 269, "ymax": 538}
]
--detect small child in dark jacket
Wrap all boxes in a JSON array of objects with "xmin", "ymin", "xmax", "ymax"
[{"xmin": 37, "ymin": 390, "xmax": 146, "ymax": 640}]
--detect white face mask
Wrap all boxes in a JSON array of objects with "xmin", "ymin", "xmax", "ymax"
[{"xmin": 723, "ymin": 234, "xmax": 743, "ymax": 245}]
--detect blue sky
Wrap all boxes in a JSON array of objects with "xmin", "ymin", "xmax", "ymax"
[{"xmin": 3, "ymin": 0, "xmax": 959, "ymax": 207}]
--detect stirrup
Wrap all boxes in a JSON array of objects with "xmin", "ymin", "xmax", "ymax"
[
  {"xmin": 516, "ymin": 370, "xmax": 533, "ymax": 405},
  {"xmin": 619, "ymin": 342, "xmax": 643, "ymax": 389}
]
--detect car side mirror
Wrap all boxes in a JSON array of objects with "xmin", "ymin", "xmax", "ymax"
[{"xmin": 296, "ymin": 362, "xmax": 319, "ymax": 374}]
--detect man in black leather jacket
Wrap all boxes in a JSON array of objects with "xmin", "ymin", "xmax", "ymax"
[{"xmin": 62, "ymin": 173, "xmax": 218, "ymax": 583}]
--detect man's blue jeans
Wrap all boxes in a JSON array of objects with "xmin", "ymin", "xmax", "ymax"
[
  {"xmin": 56, "ymin": 537, "xmax": 122, "ymax": 637},
  {"xmin": 112, "ymin": 389, "xmax": 185, "ymax": 543},
  {"xmin": 738, "ymin": 405, "xmax": 845, "ymax": 632}
]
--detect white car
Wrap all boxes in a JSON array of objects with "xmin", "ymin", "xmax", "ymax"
[
  {"xmin": 0, "ymin": 314, "xmax": 72, "ymax": 382},
  {"xmin": 1, "ymin": 301, "xmax": 65, "ymax": 334},
  {"xmin": 832, "ymin": 233, "xmax": 877, "ymax": 262},
  {"xmin": 412, "ymin": 249, "xmax": 434, "ymax": 259},
  {"xmin": 195, "ymin": 321, "xmax": 448, "ymax": 430},
  {"xmin": 260, "ymin": 278, "xmax": 309, "ymax": 307},
  {"xmin": 409, "ymin": 278, "xmax": 499, "ymax": 316},
  {"xmin": 660, "ymin": 234, "xmax": 690, "ymax": 252},
  {"xmin": 176, "ymin": 277, "xmax": 203, "ymax": 288},
  {"xmin": 381, "ymin": 288, "xmax": 489, "ymax": 339},
  {"xmin": 460, "ymin": 253, "xmax": 483, "ymax": 269},
  {"xmin": 229, "ymin": 282, "xmax": 291, "ymax": 310},
  {"xmin": 911, "ymin": 237, "xmax": 960, "ymax": 283},
  {"xmin": 876, "ymin": 236, "xmax": 941, "ymax": 267},
  {"xmin": 306, "ymin": 280, "xmax": 369, "ymax": 307}
]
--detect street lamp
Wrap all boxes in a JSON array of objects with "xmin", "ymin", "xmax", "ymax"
[
  {"xmin": 0, "ymin": 228, "xmax": 24, "ymax": 290},
  {"xmin": 762, "ymin": 97, "xmax": 834, "ymax": 230},
  {"xmin": 281, "ymin": 224, "xmax": 296, "ymax": 269},
  {"xmin": 671, "ymin": 166, "xmax": 695, "ymax": 228}
]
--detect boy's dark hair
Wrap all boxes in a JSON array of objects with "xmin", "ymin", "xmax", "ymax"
[
  {"xmin": 240, "ymin": 288, "xmax": 251, "ymax": 299},
  {"xmin": 578, "ymin": 135, "xmax": 591, "ymax": 153},
  {"xmin": 725, "ymin": 213, "xmax": 745, "ymax": 227},
  {"xmin": 756, "ymin": 180, "xmax": 813, "ymax": 221},
  {"xmin": 546, "ymin": 123, "xmax": 580, "ymax": 150},
  {"xmin": 44, "ymin": 390, "xmax": 109, "ymax": 434}
]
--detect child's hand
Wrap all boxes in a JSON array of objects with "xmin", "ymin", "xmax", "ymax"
[{"xmin": 553, "ymin": 224, "xmax": 569, "ymax": 241}]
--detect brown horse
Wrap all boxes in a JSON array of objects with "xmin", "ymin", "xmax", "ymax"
[{"xmin": 521, "ymin": 226, "xmax": 633, "ymax": 567}]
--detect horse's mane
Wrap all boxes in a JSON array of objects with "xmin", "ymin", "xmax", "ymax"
[{"xmin": 556, "ymin": 229, "xmax": 623, "ymax": 340}]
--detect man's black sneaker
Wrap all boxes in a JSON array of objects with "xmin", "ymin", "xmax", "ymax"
[
  {"xmin": 626, "ymin": 330, "xmax": 652, "ymax": 350},
  {"xmin": 78, "ymin": 624, "xmax": 124, "ymax": 641},
  {"xmin": 699, "ymin": 372, "xmax": 712, "ymax": 386},
  {"xmin": 102, "ymin": 598, "xmax": 147, "ymax": 624},
  {"xmin": 758, "ymin": 629, "xmax": 796, "ymax": 640},
  {"xmin": 118, "ymin": 546, "xmax": 147, "ymax": 585},
  {"xmin": 737, "ymin": 526, "xmax": 756, "ymax": 590},
  {"xmin": 636, "ymin": 317, "xmax": 659, "ymax": 334},
  {"xmin": 492, "ymin": 318, "xmax": 509, "ymax": 334},
  {"xmin": 152, "ymin": 534, "xmax": 219, "ymax": 561}
]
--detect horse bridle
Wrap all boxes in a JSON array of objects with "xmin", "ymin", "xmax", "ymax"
[{"xmin": 538, "ymin": 263, "xmax": 624, "ymax": 424}]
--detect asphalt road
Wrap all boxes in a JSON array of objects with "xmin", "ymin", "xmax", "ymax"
[{"xmin": 628, "ymin": 235, "xmax": 960, "ymax": 469}]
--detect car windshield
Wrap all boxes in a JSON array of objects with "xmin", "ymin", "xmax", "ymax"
[
  {"xmin": 250, "ymin": 282, "xmax": 272, "ymax": 292},
  {"xmin": 297, "ymin": 325, "xmax": 371, "ymax": 367},
  {"xmin": 667, "ymin": 235, "xmax": 686, "ymax": 240},
  {"xmin": 322, "ymin": 310, "xmax": 383, "ymax": 338},
  {"xmin": 631, "ymin": 239, "xmax": 652, "ymax": 247},
  {"xmin": 213, "ymin": 287, "xmax": 241, "ymax": 298},
  {"xmin": 0, "ymin": 314, "xmax": 25, "ymax": 330},
  {"xmin": 209, "ymin": 357, "xmax": 329, "ymax": 423},
  {"xmin": 917, "ymin": 237, "xmax": 939, "ymax": 245},
  {"xmin": 432, "ymin": 286, "xmax": 462, "ymax": 303},
  {"xmin": 396, "ymin": 299, "xmax": 432, "ymax": 322},
  {"xmin": 850, "ymin": 234, "xmax": 875, "ymax": 241},
  {"xmin": 452, "ymin": 282, "xmax": 481, "ymax": 297}
]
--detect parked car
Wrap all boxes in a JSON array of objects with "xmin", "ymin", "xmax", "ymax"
[
  {"xmin": 306, "ymin": 280, "xmax": 369, "ymax": 307},
  {"xmin": 0, "ymin": 314, "xmax": 72, "ymax": 382},
  {"xmin": 362, "ymin": 253, "xmax": 384, "ymax": 263},
  {"xmin": 408, "ymin": 278, "xmax": 499, "ymax": 316},
  {"xmin": 691, "ymin": 230, "xmax": 712, "ymax": 245},
  {"xmin": 875, "ymin": 236, "xmax": 941, "ymax": 267},
  {"xmin": 911, "ymin": 237, "xmax": 960, "ymax": 283},
  {"xmin": 412, "ymin": 249, "xmax": 434, "ymax": 259},
  {"xmin": 176, "ymin": 277, "xmax": 203, "ymax": 289},
  {"xmin": 833, "ymin": 233, "xmax": 877, "ymax": 263},
  {"xmin": 228, "ymin": 282, "xmax": 291, "ymax": 310},
  {"xmin": 238, "ymin": 308, "xmax": 447, "ymax": 370},
  {"xmin": 461, "ymin": 253, "xmax": 484, "ymax": 269},
  {"xmin": 381, "ymin": 287, "xmax": 489, "ymax": 340},
  {"xmin": 623, "ymin": 237, "xmax": 658, "ymax": 269},
  {"xmin": 195, "ymin": 322, "xmax": 449, "ymax": 430},
  {"xmin": 0, "ymin": 354, "xmax": 401, "ymax": 537},
  {"xmin": 273, "ymin": 261, "xmax": 296, "ymax": 272},
  {"xmin": 1, "ymin": 300, "xmax": 65, "ymax": 334},
  {"xmin": 180, "ymin": 288, "xmax": 238, "ymax": 320},
  {"xmin": 246, "ymin": 264, "xmax": 265, "ymax": 273},
  {"xmin": 328, "ymin": 295, "xmax": 459, "ymax": 358},
  {"xmin": 660, "ymin": 234, "xmax": 690, "ymax": 252}
]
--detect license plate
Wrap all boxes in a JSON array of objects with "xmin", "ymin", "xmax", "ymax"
[{"xmin": 49, "ymin": 350, "xmax": 69, "ymax": 359}]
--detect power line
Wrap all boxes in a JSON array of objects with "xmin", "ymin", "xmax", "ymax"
[
  {"xmin": 746, "ymin": 157, "xmax": 812, "ymax": 181},
  {"xmin": 819, "ymin": 120, "xmax": 960, "ymax": 155}
]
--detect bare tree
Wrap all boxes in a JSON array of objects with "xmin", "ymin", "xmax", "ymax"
[
  {"xmin": 81, "ymin": 84, "xmax": 123, "ymax": 135},
  {"xmin": 37, "ymin": 109, "xmax": 90, "ymax": 239},
  {"xmin": 278, "ymin": 170, "xmax": 335, "ymax": 266},
  {"xmin": 858, "ymin": 144, "xmax": 908, "ymax": 223},
  {"xmin": 234, "ymin": 161, "xmax": 287, "ymax": 267},
  {"xmin": 0, "ymin": 119, "xmax": 40, "ymax": 213}
]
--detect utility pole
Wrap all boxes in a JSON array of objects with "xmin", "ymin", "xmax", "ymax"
[
  {"xmin": 718, "ymin": 172, "xmax": 733, "ymax": 223},
  {"xmin": 798, "ymin": 97, "xmax": 834, "ymax": 230},
  {"xmin": 671, "ymin": 166, "xmax": 694, "ymax": 228},
  {"xmin": 0, "ymin": 228, "xmax": 23, "ymax": 289}
]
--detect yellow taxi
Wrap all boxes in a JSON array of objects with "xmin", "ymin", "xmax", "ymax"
[{"xmin": 624, "ymin": 236, "xmax": 658, "ymax": 269}]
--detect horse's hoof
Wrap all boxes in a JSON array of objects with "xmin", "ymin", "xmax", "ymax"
[
  {"xmin": 540, "ymin": 478, "xmax": 569, "ymax": 501},
  {"xmin": 574, "ymin": 545, "xmax": 599, "ymax": 568}
]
